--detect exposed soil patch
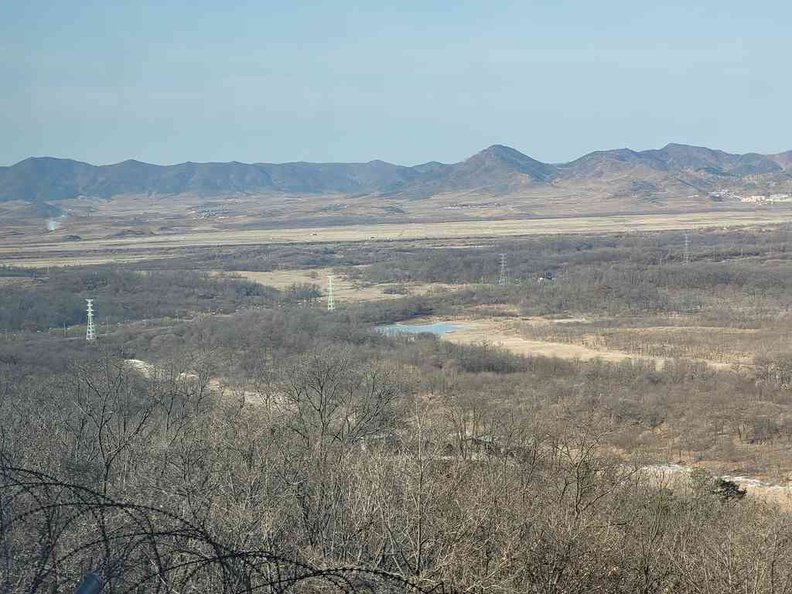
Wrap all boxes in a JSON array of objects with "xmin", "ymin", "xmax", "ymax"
[{"xmin": 427, "ymin": 316, "xmax": 735, "ymax": 369}]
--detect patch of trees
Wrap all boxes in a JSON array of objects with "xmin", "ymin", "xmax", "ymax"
[
  {"xmin": 0, "ymin": 266, "xmax": 34, "ymax": 278},
  {"xmin": 351, "ymin": 226, "xmax": 792, "ymax": 286},
  {"xmin": 139, "ymin": 243, "xmax": 389, "ymax": 272},
  {"xmin": 0, "ymin": 268, "xmax": 283, "ymax": 332},
  {"xmin": 339, "ymin": 228, "xmax": 792, "ymax": 319}
]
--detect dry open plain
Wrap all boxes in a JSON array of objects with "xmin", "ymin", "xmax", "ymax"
[{"xmin": 3, "ymin": 208, "xmax": 792, "ymax": 267}]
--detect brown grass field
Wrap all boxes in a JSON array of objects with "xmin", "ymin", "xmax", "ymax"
[
  {"xmin": 3, "ymin": 209, "xmax": 792, "ymax": 267},
  {"xmin": 213, "ymin": 268, "xmax": 457, "ymax": 303}
]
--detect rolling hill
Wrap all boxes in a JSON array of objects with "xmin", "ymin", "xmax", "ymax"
[{"xmin": 1, "ymin": 143, "xmax": 790, "ymax": 213}]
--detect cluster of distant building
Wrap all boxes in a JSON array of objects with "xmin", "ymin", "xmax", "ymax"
[
  {"xmin": 190, "ymin": 206, "xmax": 231, "ymax": 219},
  {"xmin": 703, "ymin": 188, "xmax": 792, "ymax": 204},
  {"xmin": 740, "ymin": 193, "xmax": 792, "ymax": 204}
]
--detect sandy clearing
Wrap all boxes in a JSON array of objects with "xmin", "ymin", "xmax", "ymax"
[
  {"xmin": 436, "ymin": 317, "xmax": 734, "ymax": 369},
  {"xmin": 124, "ymin": 359, "xmax": 156, "ymax": 378},
  {"xmin": 642, "ymin": 464, "xmax": 792, "ymax": 509},
  {"xmin": 446, "ymin": 319, "xmax": 651, "ymax": 362}
]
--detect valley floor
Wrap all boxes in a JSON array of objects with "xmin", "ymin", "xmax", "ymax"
[{"xmin": 3, "ymin": 208, "xmax": 792, "ymax": 267}]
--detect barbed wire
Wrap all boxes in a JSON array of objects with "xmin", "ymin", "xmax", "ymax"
[{"xmin": 0, "ymin": 464, "xmax": 449, "ymax": 594}]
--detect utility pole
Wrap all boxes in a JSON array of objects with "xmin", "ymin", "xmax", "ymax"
[
  {"xmin": 327, "ymin": 274, "xmax": 335, "ymax": 311},
  {"xmin": 498, "ymin": 253, "xmax": 509, "ymax": 286},
  {"xmin": 85, "ymin": 299, "xmax": 96, "ymax": 341},
  {"xmin": 683, "ymin": 233, "xmax": 690, "ymax": 265}
]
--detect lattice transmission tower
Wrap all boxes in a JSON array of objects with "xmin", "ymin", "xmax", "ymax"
[
  {"xmin": 327, "ymin": 274, "xmax": 336, "ymax": 311},
  {"xmin": 683, "ymin": 233, "xmax": 690, "ymax": 265},
  {"xmin": 498, "ymin": 253, "xmax": 509, "ymax": 286},
  {"xmin": 85, "ymin": 298, "xmax": 96, "ymax": 341}
]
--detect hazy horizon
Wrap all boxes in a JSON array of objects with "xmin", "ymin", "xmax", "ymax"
[{"xmin": 3, "ymin": 0, "xmax": 791, "ymax": 167}]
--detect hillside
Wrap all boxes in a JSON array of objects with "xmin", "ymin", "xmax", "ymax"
[
  {"xmin": 2, "ymin": 143, "xmax": 790, "ymax": 206},
  {"xmin": 2, "ymin": 143, "xmax": 792, "ymax": 240}
]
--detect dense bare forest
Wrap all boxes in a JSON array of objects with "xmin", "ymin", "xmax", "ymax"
[{"xmin": 4, "ymin": 226, "xmax": 792, "ymax": 592}]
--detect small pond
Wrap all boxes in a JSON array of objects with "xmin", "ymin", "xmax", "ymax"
[{"xmin": 376, "ymin": 321, "xmax": 468, "ymax": 336}]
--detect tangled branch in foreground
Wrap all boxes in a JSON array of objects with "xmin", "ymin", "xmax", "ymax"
[{"xmin": 0, "ymin": 465, "xmax": 446, "ymax": 593}]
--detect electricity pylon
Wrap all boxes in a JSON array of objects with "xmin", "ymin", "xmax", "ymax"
[
  {"xmin": 498, "ymin": 253, "xmax": 509, "ymax": 285},
  {"xmin": 85, "ymin": 299, "xmax": 96, "ymax": 341},
  {"xmin": 327, "ymin": 274, "xmax": 335, "ymax": 311}
]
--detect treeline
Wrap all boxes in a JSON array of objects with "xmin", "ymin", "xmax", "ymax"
[
  {"xmin": 349, "ymin": 226, "xmax": 792, "ymax": 285},
  {"xmin": 139, "ymin": 242, "xmax": 383, "ymax": 272}
]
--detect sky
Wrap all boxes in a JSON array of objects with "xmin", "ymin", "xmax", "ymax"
[{"xmin": 2, "ymin": 0, "xmax": 791, "ymax": 166}]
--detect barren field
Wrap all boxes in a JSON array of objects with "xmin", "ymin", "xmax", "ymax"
[
  {"xmin": 414, "ymin": 315, "xmax": 737, "ymax": 369},
  {"xmin": 213, "ymin": 268, "xmax": 458, "ymax": 303},
  {"xmin": 438, "ymin": 317, "xmax": 644, "ymax": 361},
  {"xmin": 3, "ymin": 209, "xmax": 792, "ymax": 267},
  {"xmin": 520, "ymin": 319, "xmax": 768, "ymax": 365}
]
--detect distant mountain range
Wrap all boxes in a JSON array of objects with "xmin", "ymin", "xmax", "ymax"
[{"xmin": 2, "ymin": 143, "xmax": 791, "ymax": 205}]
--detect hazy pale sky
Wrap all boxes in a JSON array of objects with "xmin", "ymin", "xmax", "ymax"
[{"xmin": 3, "ymin": 0, "xmax": 790, "ymax": 166}]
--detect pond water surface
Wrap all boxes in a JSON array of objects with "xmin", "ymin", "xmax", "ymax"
[{"xmin": 377, "ymin": 321, "xmax": 468, "ymax": 336}]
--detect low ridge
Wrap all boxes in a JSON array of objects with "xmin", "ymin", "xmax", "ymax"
[{"xmin": 1, "ymin": 143, "xmax": 790, "ymax": 205}]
